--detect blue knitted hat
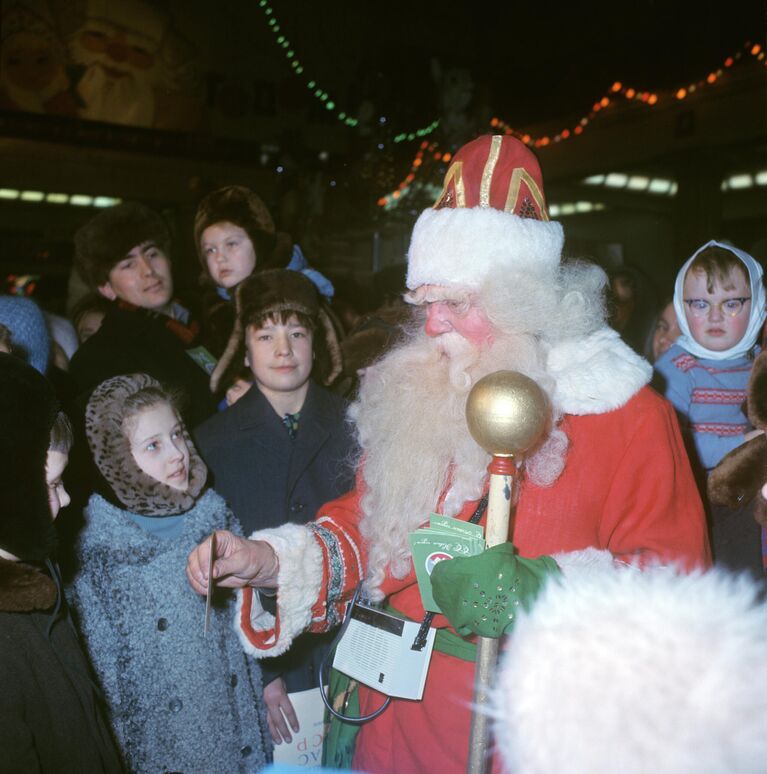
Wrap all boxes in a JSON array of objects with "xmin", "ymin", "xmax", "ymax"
[{"xmin": 0, "ymin": 295, "xmax": 51, "ymax": 374}]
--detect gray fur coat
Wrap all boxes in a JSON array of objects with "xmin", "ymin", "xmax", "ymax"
[{"xmin": 68, "ymin": 489, "xmax": 269, "ymax": 774}]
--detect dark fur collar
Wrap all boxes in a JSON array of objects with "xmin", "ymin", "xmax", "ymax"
[{"xmin": 0, "ymin": 557, "xmax": 57, "ymax": 612}]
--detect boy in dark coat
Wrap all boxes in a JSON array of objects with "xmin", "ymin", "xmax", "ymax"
[
  {"xmin": 195, "ymin": 269, "xmax": 356, "ymax": 747},
  {"xmin": 0, "ymin": 353, "xmax": 123, "ymax": 773}
]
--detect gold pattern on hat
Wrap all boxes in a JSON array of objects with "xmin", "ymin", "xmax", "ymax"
[
  {"xmin": 505, "ymin": 168, "xmax": 549, "ymax": 221},
  {"xmin": 479, "ymin": 135, "xmax": 503, "ymax": 208},
  {"xmin": 434, "ymin": 161, "xmax": 465, "ymax": 208}
]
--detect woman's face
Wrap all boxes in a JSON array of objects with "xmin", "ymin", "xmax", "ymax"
[{"xmin": 652, "ymin": 302, "xmax": 681, "ymax": 361}]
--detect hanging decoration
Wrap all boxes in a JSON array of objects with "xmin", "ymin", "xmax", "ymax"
[
  {"xmin": 376, "ymin": 39, "xmax": 765, "ymax": 207},
  {"xmin": 376, "ymin": 141, "xmax": 452, "ymax": 209},
  {"xmin": 258, "ymin": 0, "xmax": 446, "ymax": 140},
  {"xmin": 490, "ymin": 41, "xmax": 765, "ymax": 150},
  {"xmin": 257, "ymin": 0, "xmax": 358, "ymax": 127}
]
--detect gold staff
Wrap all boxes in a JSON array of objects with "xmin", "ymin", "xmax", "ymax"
[{"xmin": 464, "ymin": 370, "xmax": 549, "ymax": 774}]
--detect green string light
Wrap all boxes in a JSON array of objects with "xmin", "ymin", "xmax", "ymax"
[{"xmin": 257, "ymin": 2, "xmax": 444, "ymax": 140}]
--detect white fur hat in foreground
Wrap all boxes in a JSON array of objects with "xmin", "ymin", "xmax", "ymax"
[
  {"xmin": 494, "ymin": 565, "xmax": 767, "ymax": 774},
  {"xmin": 406, "ymin": 134, "xmax": 564, "ymax": 292}
]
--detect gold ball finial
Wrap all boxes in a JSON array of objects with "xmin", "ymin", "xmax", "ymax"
[{"xmin": 465, "ymin": 370, "xmax": 549, "ymax": 457}]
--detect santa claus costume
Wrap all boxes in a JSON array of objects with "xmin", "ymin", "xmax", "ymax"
[{"xmin": 230, "ymin": 135, "xmax": 710, "ymax": 773}]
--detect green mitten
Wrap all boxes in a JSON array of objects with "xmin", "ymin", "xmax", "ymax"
[{"xmin": 430, "ymin": 542, "xmax": 560, "ymax": 638}]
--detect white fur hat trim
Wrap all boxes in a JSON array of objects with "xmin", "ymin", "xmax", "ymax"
[{"xmin": 406, "ymin": 207, "xmax": 564, "ymax": 291}]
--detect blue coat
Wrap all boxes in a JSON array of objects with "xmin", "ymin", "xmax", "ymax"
[
  {"xmin": 68, "ymin": 489, "xmax": 269, "ymax": 774},
  {"xmin": 194, "ymin": 381, "xmax": 357, "ymax": 692}
]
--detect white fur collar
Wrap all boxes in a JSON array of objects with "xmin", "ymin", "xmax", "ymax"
[{"xmin": 546, "ymin": 327, "xmax": 652, "ymax": 415}]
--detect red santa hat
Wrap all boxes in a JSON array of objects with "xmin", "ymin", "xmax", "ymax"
[{"xmin": 406, "ymin": 134, "xmax": 564, "ymax": 292}]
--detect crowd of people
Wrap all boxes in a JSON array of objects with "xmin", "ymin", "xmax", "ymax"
[{"xmin": 2, "ymin": 133, "xmax": 767, "ymax": 773}]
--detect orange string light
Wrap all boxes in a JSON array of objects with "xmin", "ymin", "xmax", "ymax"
[{"xmin": 378, "ymin": 39, "xmax": 760, "ymax": 208}]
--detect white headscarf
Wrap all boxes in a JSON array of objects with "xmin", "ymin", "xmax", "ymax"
[{"xmin": 672, "ymin": 240, "xmax": 766, "ymax": 361}]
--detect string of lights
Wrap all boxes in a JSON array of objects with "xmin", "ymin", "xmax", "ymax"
[
  {"xmin": 258, "ymin": 0, "xmax": 445, "ymax": 139},
  {"xmin": 377, "ymin": 39, "xmax": 764, "ymax": 207},
  {"xmin": 257, "ymin": 0, "xmax": 358, "ymax": 127},
  {"xmin": 256, "ymin": 3, "xmax": 437, "ymax": 140},
  {"xmin": 490, "ymin": 41, "xmax": 764, "ymax": 149}
]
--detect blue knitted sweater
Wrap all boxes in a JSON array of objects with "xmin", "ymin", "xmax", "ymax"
[{"xmin": 655, "ymin": 343, "xmax": 756, "ymax": 471}]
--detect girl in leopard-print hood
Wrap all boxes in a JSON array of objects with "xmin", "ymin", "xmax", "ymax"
[{"xmin": 68, "ymin": 373, "xmax": 270, "ymax": 774}]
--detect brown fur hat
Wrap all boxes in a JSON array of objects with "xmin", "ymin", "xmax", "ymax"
[
  {"xmin": 74, "ymin": 202, "xmax": 171, "ymax": 289},
  {"xmin": 341, "ymin": 304, "xmax": 410, "ymax": 376},
  {"xmin": 210, "ymin": 269, "xmax": 342, "ymax": 393},
  {"xmin": 0, "ymin": 353, "xmax": 58, "ymax": 560},
  {"xmin": 708, "ymin": 349, "xmax": 767, "ymax": 527},
  {"xmin": 85, "ymin": 374, "xmax": 207, "ymax": 516},
  {"xmin": 193, "ymin": 186, "xmax": 292, "ymax": 277}
]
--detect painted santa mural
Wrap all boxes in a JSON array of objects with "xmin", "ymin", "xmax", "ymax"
[
  {"xmin": 1, "ymin": 0, "xmax": 202, "ymax": 129},
  {"xmin": 0, "ymin": 1, "xmax": 77, "ymax": 116},
  {"xmin": 64, "ymin": 0, "xmax": 202, "ymax": 129}
]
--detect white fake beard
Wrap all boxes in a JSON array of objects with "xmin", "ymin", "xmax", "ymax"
[
  {"xmin": 76, "ymin": 60, "xmax": 155, "ymax": 126},
  {"xmin": 352, "ymin": 328, "xmax": 567, "ymax": 600}
]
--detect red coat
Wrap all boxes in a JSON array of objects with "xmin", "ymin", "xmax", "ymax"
[{"xmin": 240, "ymin": 386, "xmax": 711, "ymax": 773}]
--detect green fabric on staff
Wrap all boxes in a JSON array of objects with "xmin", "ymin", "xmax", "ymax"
[
  {"xmin": 322, "ymin": 668, "xmax": 361, "ymax": 769},
  {"xmin": 430, "ymin": 542, "xmax": 561, "ymax": 638}
]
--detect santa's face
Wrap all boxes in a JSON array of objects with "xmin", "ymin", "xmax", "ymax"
[
  {"xmin": 423, "ymin": 292, "xmax": 496, "ymax": 350},
  {"xmin": 69, "ymin": 12, "xmax": 162, "ymax": 125},
  {"xmin": 77, "ymin": 22, "xmax": 156, "ymax": 75}
]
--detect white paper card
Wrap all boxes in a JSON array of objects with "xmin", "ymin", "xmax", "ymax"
[
  {"xmin": 271, "ymin": 687, "xmax": 325, "ymax": 768},
  {"xmin": 332, "ymin": 603, "xmax": 435, "ymax": 700}
]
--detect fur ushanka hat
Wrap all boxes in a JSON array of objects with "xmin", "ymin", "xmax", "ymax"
[
  {"xmin": 85, "ymin": 374, "xmax": 207, "ymax": 516},
  {"xmin": 0, "ymin": 353, "xmax": 58, "ymax": 560},
  {"xmin": 210, "ymin": 269, "xmax": 342, "ymax": 393},
  {"xmin": 193, "ymin": 185, "xmax": 292, "ymax": 277},
  {"xmin": 74, "ymin": 202, "xmax": 172, "ymax": 289}
]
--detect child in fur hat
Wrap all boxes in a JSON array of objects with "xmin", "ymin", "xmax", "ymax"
[
  {"xmin": 0, "ymin": 353, "xmax": 124, "ymax": 772},
  {"xmin": 194, "ymin": 269, "xmax": 356, "ymax": 747},
  {"xmin": 68, "ymin": 373, "xmax": 270, "ymax": 773},
  {"xmin": 194, "ymin": 185, "xmax": 334, "ymax": 373}
]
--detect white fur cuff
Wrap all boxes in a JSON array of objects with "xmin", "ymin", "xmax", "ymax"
[
  {"xmin": 552, "ymin": 547, "xmax": 621, "ymax": 578},
  {"xmin": 236, "ymin": 522, "xmax": 324, "ymax": 658}
]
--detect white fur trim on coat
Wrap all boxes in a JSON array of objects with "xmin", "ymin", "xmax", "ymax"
[
  {"xmin": 235, "ymin": 522, "xmax": 324, "ymax": 658},
  {"xmin": 551, "ymin": 546, "xmax": 619, "ymax": 577},
  {"xmin": 494, "ymin": 564, "xmax": 767, "ymax": 774},
  {"xmin": 406, "ymin": 207, "xmax": 564, "ymax": 290},
  {"xmin": 546, "ymin": 327, "xmax": 652, "ymax": 415}
]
